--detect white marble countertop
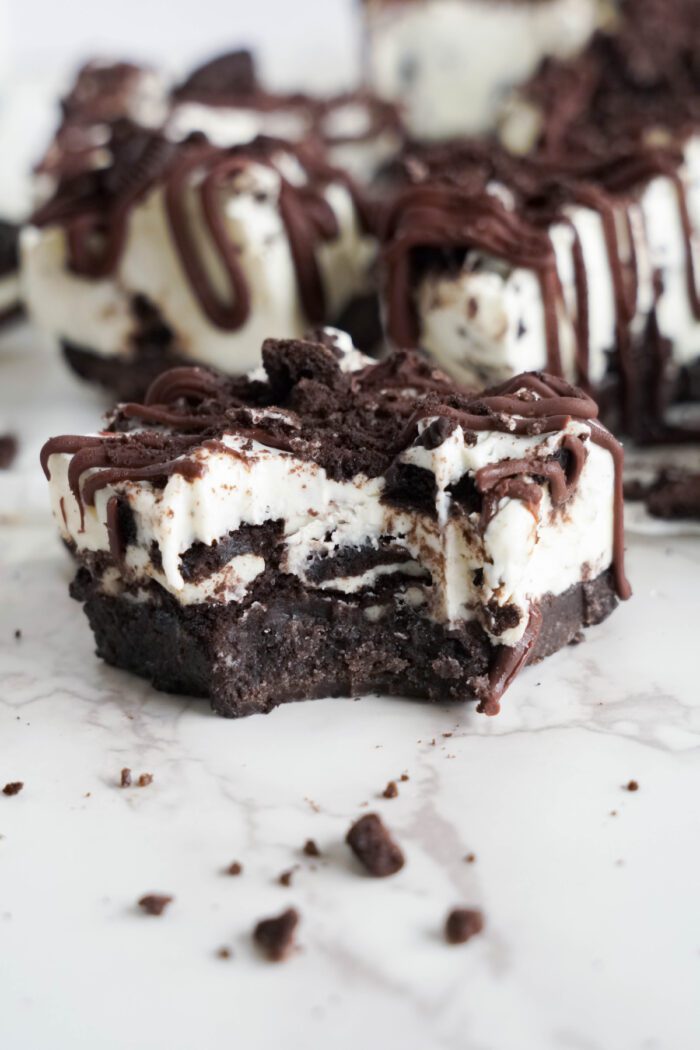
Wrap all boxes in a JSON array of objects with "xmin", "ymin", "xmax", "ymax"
[{"xmin": 1, "ymin": 320, "xmax": 700, "ymax": 1050}]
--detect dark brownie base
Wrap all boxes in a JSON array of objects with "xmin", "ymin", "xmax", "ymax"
[
  {"xmin": 70, "ymin": 566, "xmax": 617, "ymax": 718},
  {"xmin": 61, "ymin": 293, "xmax": 383, "ymax": 402}
]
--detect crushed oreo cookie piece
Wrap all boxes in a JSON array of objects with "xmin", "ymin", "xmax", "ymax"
[
  {"xmin": 226, "ymin": 861, "xmax": 243, "ymax": 876},
  {"xmin": 346, "ymin": 813, "xmax": 405, "ymax": 877},
  {"xmin": 625, "ymin": 780, "xmax": 640, "ymax": 792},
  {"xmin": 138, "ymin": 894, "xmax": 173, "ymax": 916},
  {"xmin": 445, "ymin": 908, "xmax": 484, "ymax": 945},
  {"xmin": 253, "ymin": 907, "xmax": 300, "ymax": 962},
  {"xmin": 2, "ymin": 781, "xmax": 24, "ymax": 797},
  {"xmin": 302, "ymin": 839, "xmax": 320, "ymax": 857}
]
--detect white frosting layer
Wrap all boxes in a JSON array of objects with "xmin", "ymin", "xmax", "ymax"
[
  {"xmin": 410, "ymin": 137, "xmax": 700, "ymax": 388},
  {"xmin": 364, "ymin": 0, "xmax": 599, "ymax": 140},
  {"xmin": 45, "ymin": 344, "xmax": 616, "ymax": 647},
  {"xmin": 21, "ymin": 152, "xmax": 376, "ymax": 375}
]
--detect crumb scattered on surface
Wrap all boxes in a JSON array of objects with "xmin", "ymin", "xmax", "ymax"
[
  {"xmin": 442, "ymin": 732, "xmax": 453, "ymax": 738},
  {"xmin": 226, "ymin": 861, "xmax": 243, "ymax": 876},
  {"xmin": 278, "ymin": 868, "xmax": 297, "ymax": 887},
  {"xmin": 14, "ymin": 629, "xmax": 21, "ymax": 640},
  {"xmin": 253, "ymin": 908, "xmax": 300, "ymax": 962},
  {"xmin": 610, "ymin": 810, "xmax": 618, "ymax": 817},
  {"xmin": 2, "ymin": 782, "xmax": 23, "ymax": 797},
  {"xmin": 382, "ymin": 780, "xmax": 399, "ymax": 799},
  {"xmin": 400, "ymin": 774, "xmax": 409, "ymax": 782},
  {"xmin": 346, "ymin": 813, "xmax": 405, "ymax": 877},
  {"xmin": 302, "ymin": 839, "xmax": 320, "ymax": 857},
  {"xmin": 445, "ymin": 908, "xmax": 484, "ymax": 945},
  {"xmin": 0, "ymin": 434, "xmax": 18, "ymax": 470},
  {"xmin": 216, "ymin": 947, "xmax": 232, "ymax": 959},
  {"xmin": 120, "ymin": 768, "xmax": 132, "ymax": 788},
  {"xmin": 138, "ymin": 894, "xmax": 173, "ymax": 916},
  {"xmin": 465, "ymin": 853, "xmax": 476, "ymax": 864},
  {"xmin": 625, "ymin": 780, "xmax": 639, "ymax": 792},
  {"xmin": 137, "ymin": 773, "xmax": 154, "ymax": 788}
]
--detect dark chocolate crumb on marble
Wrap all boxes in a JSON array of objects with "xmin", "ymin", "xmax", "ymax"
[
  {"xmin": 14, "ymin": 629, "xmax": 21, "ymax": 640},
  {"xmin": 120, "ymin": 768, "xmax": 132, "ymax": 787},
  {"xmin": 382, "ymin": 780, "xmax": 399, "ymax": 799},
  {"xmin": 625, "ymin": 780, "xmax": 640, "ymax": 792},
  {"xmin": 445, "ymin": 908, "xmax": 484, "ymax": 945},
  {"xmin": 302, "ymin": 839, "xmax": 320, "ymax": 857},
  {"xmin": 465, "ymin": 853, "xmax": 476, "ymax": 864},
  {"xmin": 216, "ymin": 947, "xmax": 232, "ymax": 960},
  {"xmin": 2, "ymin": 782, "xmax": 23, "ymax": 797},
  {"xmin": 137, "ymin": 773, "xmax": 154, "ymax": 787},
  {"xmin": 138, "ymin": 894, "xmax": 173, "ymax": 916},
  {"xmin": 226, "ymin": 861, "xmax": 243, "ymax": 876},
  {"xmin": 278, "ymin": 868, "xmax": 296, "ymax": 887},
  {"xmin": 346, "ymin": 813, "xmax": 405, "ymax": 877},
  {"xmin": 253, "ymin": 907, "xmax": 300, "ymax": 962}
]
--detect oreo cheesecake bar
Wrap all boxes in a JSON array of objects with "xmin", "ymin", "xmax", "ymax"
[
  {"xmin": 361, "ymin": 0, "xmax": 602, "ymax": 141},
  {"xmin": 379, "ymin": 2, "xmax": 700, "ymax": 443},
  {"xmin": 169, "ymin": 50, "xmax": 404, "ymax": 184},
  {"xmin": 40, "ymin": 329, "xmax": 629, "ymax": 718},
  {"xmin": 381, "ymin": 137, "xmax": 700, "ymax": 442},
  {"xmin": 22, "ymin": 133, "xmax": 377, "ymax": 400}
]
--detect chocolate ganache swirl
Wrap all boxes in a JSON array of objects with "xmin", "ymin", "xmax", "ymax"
[
  {"xmin": 31, "ymin": 130, "xmax": 373, "ymax": 332},
  {"xmin": 40, "ymin": 337, "xmax": 631, "ymax": 607}
]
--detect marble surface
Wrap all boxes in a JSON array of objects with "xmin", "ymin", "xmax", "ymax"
[{"xmin": 1, "ymin": 321, "xmax": 700, "ymax": 1050}]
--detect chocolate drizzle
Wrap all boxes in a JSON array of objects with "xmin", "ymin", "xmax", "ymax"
[{"xmin": 41, "ymin": 337, "xmax": 631, "ymax": 606}]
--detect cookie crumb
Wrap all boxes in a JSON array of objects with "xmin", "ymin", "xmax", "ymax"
[
  {"xmin": 14, "ymin": 629, "xmax": 21, "ymax": 640},
  {"xmin": 625, "ymin": 780, "xmax": 639, "ymax": 792},
  {"xmin": 346, "ymin": 813, "xmax": 405, "ymax": 877},
  {"xmin": 465, "ymin": 853, "xmax": 476, "ymax": 864},
  {"xmin": 382, "ymin": 780, "xmax": 399, "ymax": 799},
  {"xmin": 226, "ymin": 861, "xmax": 243, "ymax": 876},
  {"xmin": 216, "ymin": 947, "xmax": 232, "ymax": 959},
  {"xmin": 302, "ymin": 839, "xmax": 320, "ymax": 857},
  {"xmin": 120, "ymin": 768, "xmax": 132, "ymax": 788},
  {"xmin": 137, "ymin": 773, "xmax": 153, "ymax": 788},
  {"xmin": 253, "ymin": 908, "xmax": 299, "ymax": 962},
  {"xmin": 445, "ymin": 908, "xmax": 484, "ymax": 945},
  {"xmin": 2, "ymin": 782, "xmax": 23, "ymax": 797},
  {"xmin": 138, "ymin": 894, "xmax": 173, "ymax": 916},
  {"xmin": 278, "ymin": 868, "xmax": 296, "ymax": 887},
  {"xmin": 400, "ymin": 773, "xmax": 409, "ymax": 782}
]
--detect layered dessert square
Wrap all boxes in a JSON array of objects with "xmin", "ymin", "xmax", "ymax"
[
  {"xmin": 40, "ymin": 329, "xmax": 629, "ymax": 718},
  {"xmin": 378, "ymin": 2, "xmax": 700, "ymax": 443},
  {"xmin": 22, "ymin": 133, "xmax": 377, "ymax": 399},
  {"xmin": 361, "ymin": 0, "xmax": 601, "ymax": 141}
]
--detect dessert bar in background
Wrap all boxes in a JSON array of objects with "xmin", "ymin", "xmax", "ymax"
[
  {"xmin": 378, "ymin": 2, "xmax": 700, "ymax": 443},
  {"xmin": 361, "ymin": 0, "xmax": 603, "ymax": 141},
  {"xmin": 23, "ymin": 134, "xmax": 378, "ymax": 399},
  {"xmin": 40, "ymin": 328, "xmax": 629, "ymax": 718}
]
